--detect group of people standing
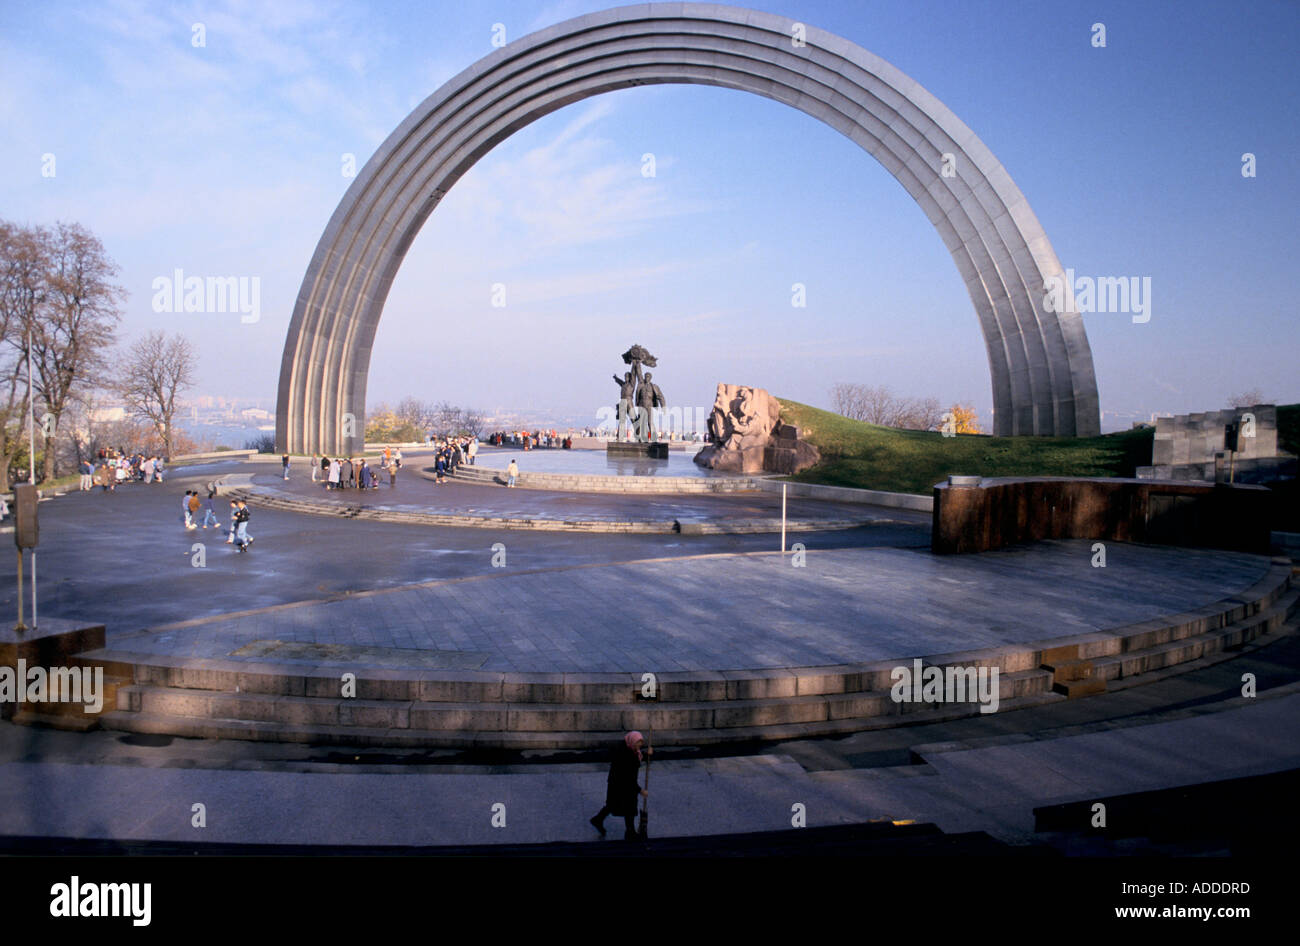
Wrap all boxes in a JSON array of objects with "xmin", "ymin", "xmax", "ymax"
[
  {"xmin": 311, "ymin": 449, "xmax": 401, "ymax": 490},
  {"xmin": 80, "ymin": 451, "xmax": 166, "ymax": 491},
  {"xmin": 485, "ymin": 430, "xmax": 571, "ymax": 450},
  {"xmin": 431, "ymin": 436, "xmax": 476, "ymax": 483}
]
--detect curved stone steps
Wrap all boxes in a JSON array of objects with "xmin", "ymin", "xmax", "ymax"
[
  {"xmin": 109, "ymin": 665, "xmax": 1053, "ymax": 733},
  {"xmin": 72, "ymin": 557, "xmax": 1297, "ymax": 748},
  {"xmin": 1093, "ymin": 585, "xmax": 1299, "ymax": 683},
  {"xmin": 225, "ymin": 487, "xmax": 881, "ymax": 535},
  {"xmin": 96, "ymin": 690, "xmax": 1069, "ymax": 750},
  {"xmin": 435, "ymin": 464, "xmax": 762, "ymax": 494}
]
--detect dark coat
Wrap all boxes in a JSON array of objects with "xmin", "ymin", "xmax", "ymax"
[{"xmin": 604, "ymin": 743, "xmax": 642, "ymax": 816}]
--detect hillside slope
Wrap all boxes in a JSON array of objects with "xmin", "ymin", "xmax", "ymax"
[{"xmin": 775, "ymin": 399, "xmax": 1156, "ymax": 495}]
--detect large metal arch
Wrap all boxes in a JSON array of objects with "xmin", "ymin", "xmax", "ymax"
[{"xmin": 277, "ymin": 3, "xmax": 1100, "ymax": 453}]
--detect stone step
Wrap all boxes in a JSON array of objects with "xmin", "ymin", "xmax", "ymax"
[
  {"xmin": 428, "ymin": 465, "xmax": 760, "ymax": 494},
  {"xmin": 7, "ymin": 672, "xmax": 131, "ymax": 731},
  {"xmin": 80, "ymin": 647, "xmax": 1059, "ymax": 703},
  {"xmin": 95, "ymin": 691, "xmax": 1067, "ymax": 749},
  {"xmin": 11, "ymin": 709, "xmax": 101, "ymax": 732},
  {"xmin": 234, "ymin": 486, "xmax": 873, "ymax": 534},
  {"xmin": 1051, "ymin": 677, "xmax": 1107, "ymax": 698},
  {"xmin": 111, "ymin": 667, "xmax": 1053, "ymax": 734},
  {"xmin": 81, "ymin": 559, "xmax": 1295, "ymax": 747},
  {"xmin": 1091, "ymin": 587, "xmax": 1299, "ymax": 682}
]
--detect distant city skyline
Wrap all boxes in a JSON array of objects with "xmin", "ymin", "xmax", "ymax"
[{"xmin": 4, "ymin": 0, "xmax": 1296, "ymax": 436}]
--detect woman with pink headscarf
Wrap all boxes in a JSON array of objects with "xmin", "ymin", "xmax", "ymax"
[{"xmin": 590, "ymin": 731, "xmax": 649, "ymax": 840}]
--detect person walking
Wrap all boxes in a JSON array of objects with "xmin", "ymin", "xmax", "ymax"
[
  {"xmin": 78, "ymin": 458, "xmax": 93, "ymax": 491},
  {"xmin": 282, "ymin": 453, "xmax": 291, "ymax": 481},
  {"xmin": 201, "ymin": 486, "xmax": 219, "ymax": 529},
  {"xmin": 186, "ymin": 490, "xmax": 201, "ymax": 530},
  {"xmin": 154, "ymin": 457, "xmax": 165, "ymax": 483},
  {"xmin": 506, "ymin": 458, "xmax": 518, "ymax": 487},
  {"xmin": 311, "ymin": 454, "xmax": 319, "ymax": 483},
  {"xmin": 388, "ymin": 461, "xmax": 397, "ymax": 487},
  {"xmin": 233, "ymin": 500, "xmax": 253, "ymax": 552},
  {"xmin": 590, "ymin": 731, "xmax": 649, "ymax": 840},
  {"xmin": 226, "ymin": 500, "xmax": 238, "ymax": 544}
]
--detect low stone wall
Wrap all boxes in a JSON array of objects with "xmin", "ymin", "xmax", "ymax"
[
  {"xmin": 756, "ymin": 478, "xmax": 932, "ymax": 512},
  {"xmin": 171, "ymin": 449, "xmax": 259, "ymax": 464},
  {"xmin": 446, "ymin": 464, "xmax": 759, "ymax": 494},
  {"xmin": 567, "ymin": 437, "xmax": 699, "ymax": 451},
  {"xmin": 932, "ymin": 476, "xmax": 1274, "ymax": 554}
]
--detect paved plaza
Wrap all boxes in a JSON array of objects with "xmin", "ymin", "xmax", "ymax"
[
  {"xmin": 11, "ymin": 456, "xmax": 928, "ymax": 632},
  {"xmin": 107, "ymin": 538, "xmax": 1270, "ymax": 673},
  {"xmin": 2, "ymin": 455, "xmax": 1272, "ymax": 674},
  {"xmin": 1, "ymin": 685, "xmax": 1296, "ymax": 847},
  {"xmin": 2, "ymin": 453, "xmax": 1296, "ymax": 854}
]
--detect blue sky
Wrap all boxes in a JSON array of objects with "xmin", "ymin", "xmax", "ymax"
[{"xmin": 2, "ymin": 0, "xmax": 1297, "ymax": 431}]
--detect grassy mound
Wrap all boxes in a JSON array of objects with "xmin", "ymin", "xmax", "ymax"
[{"xmin": 776, "ymin": 399, "xmax": 1156, "ymax": 496}]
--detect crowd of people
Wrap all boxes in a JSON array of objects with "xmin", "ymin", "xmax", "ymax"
[
  {"xmin": 485, "ymin": 430, "xmax": 572, "ymax": 450},
  {"xmin": 79, "ymin": 449, "xmax": 167, "ymax": 491},
  {"xmin": 310, "ymin": 447, "xmax": 403, "ymax": 490},
  {"xmin": 484, "ymin": 427, "xmax": 707, "ymax": 446},
  {"xmin": 430, "ymin": 435, "xmax": 476, "ymax": 483}
]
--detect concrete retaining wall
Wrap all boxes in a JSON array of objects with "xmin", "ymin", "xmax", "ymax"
[
  {"xmin": 933, "ymin": 476, "xmax": 1274, "ymax": 554},
  {"xmin": 756, "ymin": 478, "xmax": 933, "ymax": 512},
  {"xmin": 172, "ymin": 449, "xmax": 259, "ymax": 465},
  {"xmin": 444, "ymin": 465, "xmax": 759, "ymax": 494}
]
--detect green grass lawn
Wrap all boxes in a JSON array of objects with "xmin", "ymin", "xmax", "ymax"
[{"xmin": 776, "ymin": 399, "xmax": 1157, "ymax": 495}]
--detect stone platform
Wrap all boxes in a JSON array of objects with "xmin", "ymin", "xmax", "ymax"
[
  {"xmin": 44, "ymin": 541, "xmax": 1298, "ymax": 749},
  {"xmin": 606, "ymin": 441, "xmax": 668, "ymax": 459}
]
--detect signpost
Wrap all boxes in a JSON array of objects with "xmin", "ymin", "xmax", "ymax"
[{"xmin": 13, "ymin": 483, "xmax": 38, "ymax": 631}]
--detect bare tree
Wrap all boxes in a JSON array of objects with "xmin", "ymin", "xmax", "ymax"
[
  {"xmin": 895, "ymin": 396, "xmax": 942, "ymax": 431},
  {"xmin": 459, "ymin": 407, "xmax": 485, "ymax": 436},
  {"xmin": 830, "ymin": 382, "xmax": 942, "ymax": 430},
  {"xmin": 431, "ymin": 400, "xmax": 461, "ymax": 434},
  {"xmin": 0, "ymin": 221, "xmax": 49, "ymax": 489},
  {"xmin": 117, "ymin": 330, "xmax": 197, "ymax": 457},
  {"xmin": 31, "ymin": 221, "xmax": 124, "ymax": 479},
  {"xmin": 1228, "ymin": 389, "xmax": 1266, "ymax": 408},
  {"xmin": 830, "ymin": 382, "xmax": 864, "ymax": 421},
  {"xmin": 395, "ymin": 396, "xmax": 436, "ymax": 431}
]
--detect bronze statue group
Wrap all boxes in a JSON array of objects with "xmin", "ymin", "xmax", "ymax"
[{"xmin": 612, "ymin": 344, "xmax": 666, "ymax": 443}]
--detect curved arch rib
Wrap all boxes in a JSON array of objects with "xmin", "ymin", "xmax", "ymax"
[{"xmin": 276, "ymin": 3, "xmax": 1100, "ymax": 454}]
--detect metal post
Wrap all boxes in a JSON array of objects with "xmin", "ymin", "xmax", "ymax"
[
  {"xmin": 781, "ymin": 483, "xmax": 787, "ymax": 554},
  {"xmin": 15, "ymin": 550, "xmax": 24, "ymax": 631},
  {"xmin": 26, "ymin": 327, "xmax": 36, "ymax": 628}
]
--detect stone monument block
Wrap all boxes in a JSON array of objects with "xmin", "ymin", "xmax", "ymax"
[{"xmin": 695, "ymin": 384, "xmax": 820, "ymax": 475}]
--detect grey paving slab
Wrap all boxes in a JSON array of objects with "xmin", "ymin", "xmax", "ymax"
[
  {"xmin": 17, "ymin": 457, "xmax": 929, "ymax": 634},
  {"xmin": 100, "ymin": 539, "xmax": 1272, "ymax": 673},
  {"xmin": 2, "ymin": 694, "xmax": 1295, "ymax": 847}
]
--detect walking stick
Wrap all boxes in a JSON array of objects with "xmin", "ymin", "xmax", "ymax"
[{"xmin": 638, "ymin": 727, "xmax": 652, "ymax": 839}]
